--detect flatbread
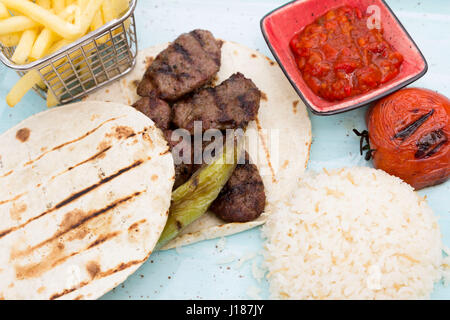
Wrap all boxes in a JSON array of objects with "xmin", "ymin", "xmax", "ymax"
[
  {"xmin": 84, "ymin": 41, "xmax": 312, "ymax": 250},
  {"xmin": 0, "ymin": 101, "xmax": 174, "ymax": 299}
]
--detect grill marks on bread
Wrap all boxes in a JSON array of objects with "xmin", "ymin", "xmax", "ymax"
[
  {"xmin": 23, "ymin": 117, "xmax": 121, "ymax": 167},
  {"xmin": 0, "ymin": 117, "xmax": 121, "ymax": 184},
  {"xmin": 0, "ymin": 102, "xmax": 174, "ymax": 300},
  {"xmin": 49, "ymin": 254, "xmax": 151, "ymax": 300},
  {"xmin": 0, "ymin": 124, "xmax": 147, "ymax": 238},
  {"xmin": 2, "ymin": 120, "xmax": 153, "ymax": 287},
  {"xmin": 0, "ymin": 160, "xmax": 145, "ymax": 240},
  {"xmin": 12, "ymin": 190, "xmax": 144, "ymax": 281}
]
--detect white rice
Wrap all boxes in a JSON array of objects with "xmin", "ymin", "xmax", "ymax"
[{"xmin": 262, "ymin": 167, "xmax": 446, "ymax": 300}]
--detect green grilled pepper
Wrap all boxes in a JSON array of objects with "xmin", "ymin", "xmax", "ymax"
[{"xmin": 155, "ymin": 138, "xmax": 243, "ymax": 250}]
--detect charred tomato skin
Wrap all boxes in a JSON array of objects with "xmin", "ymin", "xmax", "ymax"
[{"xmin": 367, "ymin": 88, "xmax": 450, "ymax": 190}]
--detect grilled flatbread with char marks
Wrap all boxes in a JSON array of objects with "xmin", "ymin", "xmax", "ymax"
[{"xmin": 0, "ymin": 102, "xmax": 174, "ymax": 300}]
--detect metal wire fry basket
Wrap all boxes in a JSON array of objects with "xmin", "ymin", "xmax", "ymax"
[{"xmin": 0, "ymin": 0, "xmax": 138, "ymax": 105}]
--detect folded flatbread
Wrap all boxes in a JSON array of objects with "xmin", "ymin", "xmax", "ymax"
[
  {"xmin": 84, "ymin": 41, "xmax": 312, "ymax": 250},
  {"xmin": 0, "ymin": 101, "xmax": 174, "ymax": 299}
]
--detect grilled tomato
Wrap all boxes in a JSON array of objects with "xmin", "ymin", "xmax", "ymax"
[{"xmin": 366, "ymin": 88, "xmax": 449, "ymax": 190}]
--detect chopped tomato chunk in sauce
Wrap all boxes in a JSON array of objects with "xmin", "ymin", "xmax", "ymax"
[{"xmin": 290, "ymin": 6, "xmax": 404, "ymax": 102}]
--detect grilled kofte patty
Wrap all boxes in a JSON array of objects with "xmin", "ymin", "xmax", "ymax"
[
  {"xmin": 210, "ymin": 152, "xmax": 266, "ymax": 223},
  {"xmin": 130, "ymin": 100, "xmax": 194, "ymax": 188},
  {"xmin": 163, "ymin": 130, "xmax": 195, "ymax": 189},
  {"xmin": 132, "ymin": 96, "xmax": 172, "ymax": 130},
  {"xmin": 137, "ymin": 29, "xmax": 223, "ymax": 101},
  {"xmin": 132, "ymin": 97, "xmax": 191, "ymax": 188},
  {"xmin": 173, "ymin": 73, "xmax": 261, "ymax": 134},
  {"xmin": 133, "ymin": 30, "xmax": 266, "ymax": 223},
  {"xmin": 166, "ymin": 138, "xmax": 267, "ymax": 223},
  {"xmin": 133, "ymin": 73, "xmax": 265, "ymax": 222}
]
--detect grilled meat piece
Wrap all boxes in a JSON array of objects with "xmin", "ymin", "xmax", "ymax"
[
  {"xmin": 165, "ymin": 132, "xmax": 219, "ymax": 188},
  {"xmin": 131, "ymin": 99, "xmax": 191, "ymax": 189},
  {"xmin": 172, "ymin": 73, "xmax": 261, "ymax": 134},
  {"xmin": 164, "ymin": 130, "xmax": 195, "ymax": 189},
  {"xmin": 173, "ymin": 160, "xmax": 194, "ymax": 189},
  {"xmin": 132, "ymin": 96, "xmax": 172, "ymax": 130},
  {"xmin": 164, "ymin": 129, "xmax": 267, "ymax": 221},
  {"xmin": 209, "ymin": 152, "xmax": 265, "ymax": 223},
  {"xmin": 137, "ymin": 29, "xmax": 223, "ymax": 100}
]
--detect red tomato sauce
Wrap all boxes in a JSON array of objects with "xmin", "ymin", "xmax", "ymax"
[{"xmin": 290, "ymin": 6, "xmax": 404, "ymax": 102}]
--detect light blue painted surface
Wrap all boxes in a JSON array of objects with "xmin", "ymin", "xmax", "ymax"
[{"xmin": 0, "ymin": 0, "xmax": 448, "ymax": 300}]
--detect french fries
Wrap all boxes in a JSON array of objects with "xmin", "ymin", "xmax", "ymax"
[
  {"xmin": 0, "ymin": 16, "xmax": 39, "ymax": 35},
  {"xmin": 11, "ymin": 29, "xmax": 38, "ymax": 64},
  {"xmin": 101, "ymin": 0, "xmax": 117, "ymax": 23},
  {"xmin": 0, "ymin": 2, "xmax": 10, "ymax": 19},
  {"xmin": 102, "ymin": 0, "xmax": 129, "ymax": 24},
  {"xmin": 30, "ymin": 28, "xmax": 57, "ymax": 61},
  {"xmin": 6, "ymin": 70, "xmax": 42, "ymax": 107},
  {"xmin": 1, "ymin": 0, "xmax": 86, "ymax": 39},
  {"xmin": 30, "ymin": 5, "xmax": 80, "ymax": 61},
  {"xmin": 0, "ymin": 32, "xmax": 22, "ymax": 47},
  {"xmin": 6, "ymin": 38, "xmax": 72, "ymax": 107},
  {"xmin": 115, "ymin": 0, "xmax": 130, "ymax": 16},
  {"xmin": 46, "ymin": 90, "xmax": 59, "ymax": 108},
  {"xmin": 78, "ymin": 0, "xmax": 107, "ymax": 35},
  {"xmin": 36, "ymin": 0, "xmax": 52, "ymax": 10},
  {"xmin": 90, "ymin": 11, "xmax": 104, "ymax": 31},
  {"xmin": 1, "ymin": 0, "xmax": 131, "ymax": 107},
  {"xmin": 52, "ymin": 0, "xmax": 66, "ymax": 14}
]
